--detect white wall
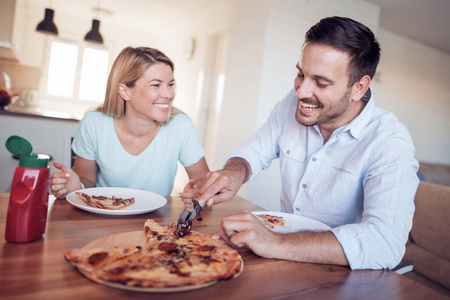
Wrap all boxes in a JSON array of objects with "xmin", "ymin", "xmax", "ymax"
[
  {"xmin": 7, "ymin": 0, "xmax": 450, "ymax": 208},
  {"xmin": 374, "ymin": 29, "xmax": 450, "ymax": 164}
]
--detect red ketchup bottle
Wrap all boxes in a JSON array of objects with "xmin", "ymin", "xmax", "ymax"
[{"xmin": 5, "ymin": 135, "xmax": 50, "ymax": 243}]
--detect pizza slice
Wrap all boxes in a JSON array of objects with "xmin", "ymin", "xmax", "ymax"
[
  {"xmin": 256, "ymin": 214, "xmax": 285, "ymax": 229},
  {"xmin": 76, "ymin": 192, "xmax": 135, "ymax": 210},
  {"xmin": 64, "ymin": 246, "xmax": 142, "ymax": 272}
]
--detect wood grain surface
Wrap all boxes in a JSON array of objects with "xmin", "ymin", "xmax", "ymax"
[{"xmin": 0, "ymin": 193, "xmax": 446, "ymax": 300}]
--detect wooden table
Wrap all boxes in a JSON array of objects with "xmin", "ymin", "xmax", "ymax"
[{"xmin": 0, "ymin": 193, "xmax": 444, "ymax": 299}]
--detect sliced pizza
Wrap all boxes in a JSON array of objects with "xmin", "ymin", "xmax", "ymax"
[
  {"xmin": 64, "ymin": 246, "xmax": 142, "ymax": 272},
  {"xmin": 76, "ymin": 192, "xmax": 135, "ymax": 210},
  {"xmin": 256, "ymin": 214, "xmax": 286, "ymax": 229}
]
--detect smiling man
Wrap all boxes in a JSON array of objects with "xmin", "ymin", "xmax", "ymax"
[{"xmin": 181, "ymin": 16, "xmax": 419, "ymax": 270}]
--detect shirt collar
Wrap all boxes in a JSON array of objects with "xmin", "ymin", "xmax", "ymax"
[{"xmin": 343, "ymin": 87, "xmax": 375, "ymax": 140}]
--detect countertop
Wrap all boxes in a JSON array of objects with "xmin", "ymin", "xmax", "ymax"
[{"xmin": 0, "ymin": 104, "xmax": 83, "ymax": 121}]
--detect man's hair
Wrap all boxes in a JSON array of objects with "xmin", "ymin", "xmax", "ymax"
[{"xmin": 305, "ymin": 16, "xmax": 381, "ymax": 86}]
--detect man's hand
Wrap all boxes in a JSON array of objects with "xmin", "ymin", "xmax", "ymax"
[
  {"xmin": 50, "ymin": 161, "xmax": 82, "ymax": 199},
  {"xmin": 179, "ymin": 157, "xmax": 251, "ymax": 207},
  {"xmin": 215, "ymin": 210, "xmax": 281, "ymax": 258},
  {"xmin": 215, "ymin": 210, "xmax": 349, "ymax": 266}
]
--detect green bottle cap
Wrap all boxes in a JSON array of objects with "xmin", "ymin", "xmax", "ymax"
[{"xmin": 5, "ymin": 135, "xmax": 49, "ymax": 168}]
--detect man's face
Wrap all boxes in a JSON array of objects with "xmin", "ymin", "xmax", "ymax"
[{"xmin": 294, "ymin": 43, "xmax": 356, "ymax": 130}]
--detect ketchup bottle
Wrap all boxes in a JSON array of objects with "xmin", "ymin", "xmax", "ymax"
[{"xmin": 5, "ymin": 135, "xmax": 50, "ymax": 243}]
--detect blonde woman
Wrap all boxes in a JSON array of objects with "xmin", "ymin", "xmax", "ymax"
[{"xmin": 51, "ymin": 47, "xmax": 209, "ymax": 198}]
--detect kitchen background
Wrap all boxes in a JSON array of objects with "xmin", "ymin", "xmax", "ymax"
[{"xmin": 1, "ymin": 0, "xmax": 449, "ymax": 211}]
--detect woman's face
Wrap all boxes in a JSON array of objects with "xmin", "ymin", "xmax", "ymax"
[{"xmin": 123, "ymin": 63, "xmax": 175, "ymax": 123}]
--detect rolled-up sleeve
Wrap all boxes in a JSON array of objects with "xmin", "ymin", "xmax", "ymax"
[{"xmin": 332, "ymin": 126, "xmax": 419, "ymax": 269}]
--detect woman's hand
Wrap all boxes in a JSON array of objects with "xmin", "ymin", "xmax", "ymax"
[{"xmin": 50, "ymin": 161, "xmax": 82, "ymax": 199}]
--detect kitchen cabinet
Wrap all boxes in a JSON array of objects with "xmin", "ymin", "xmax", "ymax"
[{"xmin": 0, "ymin": 112, "xmax": 80, "ymax": 192}]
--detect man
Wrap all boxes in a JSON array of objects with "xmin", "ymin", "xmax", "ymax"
[{"xmin": 181, "ymin": 16, "xmax": 419, "ymax": 270}]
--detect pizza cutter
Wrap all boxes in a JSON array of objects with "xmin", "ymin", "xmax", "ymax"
[{"xmin": 175, "ymin": 199, "xmax": 207, "ymax": 238}]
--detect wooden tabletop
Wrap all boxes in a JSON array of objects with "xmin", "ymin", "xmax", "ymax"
[{"xmin": 0, "ymin": 193, "xmax": 444, "ymax": 299}]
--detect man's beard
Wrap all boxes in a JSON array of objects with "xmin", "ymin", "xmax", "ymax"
[{"xmin": 295, "ymin": 88, "xmax": 352, "ymax": 127}]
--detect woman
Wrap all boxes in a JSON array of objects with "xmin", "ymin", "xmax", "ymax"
[{"xmin": 51, "ymin": 47, "xmax": 209, "ymax": 198}]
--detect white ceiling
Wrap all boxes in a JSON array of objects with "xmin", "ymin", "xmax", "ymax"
[
  {"xmin": 45, "ymin": 0, "xmax": 450, "ymax": 54},
  {"xmin": 367, "ymin": 0, "xmax": 450, "ymax": 54}
]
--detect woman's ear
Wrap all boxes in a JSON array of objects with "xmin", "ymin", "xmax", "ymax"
[
  {"xmin": 118, "ymin": 83, "xmax": 130, "ymax": 101},
  {"xmin": 352, "ymin": 75, "xmax": 371, "ymax": 102}
]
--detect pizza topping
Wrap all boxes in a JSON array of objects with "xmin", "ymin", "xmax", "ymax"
[
  {"xmin": 88, "ymin": 252, "xmax": 109, "ymax": 265},
  {"xmin": 170, "ymin": 267, "xmax": 190, "ymax": 277},
  {"xmin": 201, "ymin": 257, "xmax": 221, "ymax": 265},
  {"xmin": 197, "ymin": 245, "xmax": 215, "ymax": 252},
  {"xmin": 158, "ymin": 242, "xmax": 178, "ymax": 252},
  {"xmin": 92, "ymin": 195, "xmax": 107, "ymax": 200},
  {"xmin": 107, "ymin": 265, "xmax": 129, "ymax": 274}
]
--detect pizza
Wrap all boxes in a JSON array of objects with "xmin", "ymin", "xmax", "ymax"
[
  {"xmin": 256, "ymin": 214, "xmax": 285, "ymax": 229},
  {"xmin": 64, "ymin": 219, "xmax": 243, "ymax": 290},
  {"xmin": 64, "ymin": 246, "xmax": 142, "ymax": 272},
  {"xmin": 76, "ymin": 192, "xmax": 135, "ymax": 210}
]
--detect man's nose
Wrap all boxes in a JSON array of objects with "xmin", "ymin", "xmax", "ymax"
[{"xmin": 295, "ymin": 79, "xmax": 313, "ymax": 100}]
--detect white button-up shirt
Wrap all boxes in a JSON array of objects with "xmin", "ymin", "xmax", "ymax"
[{"xmin": 227, "ymin": 89, "xmax": 419, "ymax": 269}]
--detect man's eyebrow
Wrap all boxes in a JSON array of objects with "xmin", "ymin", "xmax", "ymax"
[
  {"xmin": 314, "ymin": 75, "xmax": 334, "ymax": 84},
  {"xmin": 295, "ymin": 63, "xmax": 335, "ymax": 84}
]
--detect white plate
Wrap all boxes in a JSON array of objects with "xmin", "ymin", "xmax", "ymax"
[
  {"xmin": 66, "ymin": 187, "xmax": 167, "ymax": 216},
  {"xmin": 252, "ymin": 211, "xmax": 331, "ymax": 233}
]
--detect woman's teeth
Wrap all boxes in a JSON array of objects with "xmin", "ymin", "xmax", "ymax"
[{"xmin": 154, "ymin": 103, "xmax": 169, "ymax": 108}]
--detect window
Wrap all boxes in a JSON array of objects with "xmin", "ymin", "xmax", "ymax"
[
  {"xmin": 47, "ymin": 42, "xmax": 78, "ymax": 97},
  {"xmin": 46, "ymin": 40, "xmax": 109, "ymax": 102}
]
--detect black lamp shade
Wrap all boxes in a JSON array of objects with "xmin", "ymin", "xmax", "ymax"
[
  {"xmin": 36, "ymin": 8, "xmax": 58, "ymax": 35},
  {"xmin": 84, "ymin": 19, "xmax": 104, "ymax": 44}
]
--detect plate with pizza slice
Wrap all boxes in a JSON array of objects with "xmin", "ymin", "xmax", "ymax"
[
  {"xmin": 66, "ymin": 187, "xmax": 167, "ymax": 216},
  {"xmin": 252, "ymin": 211, "xmax": 331, "ymax": 233}
]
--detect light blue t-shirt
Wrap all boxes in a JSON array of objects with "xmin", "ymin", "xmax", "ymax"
[
  {"xmin": 72, "ymin": 111, "xmax": 205, "ymax": 196},
  {"xmin": 227, "ymin": 88, "xmax": 419, "ymax": 270}
]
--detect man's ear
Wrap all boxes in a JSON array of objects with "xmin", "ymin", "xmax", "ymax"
[
  {"xmin": 118, "ymin": 83, "xmax": 130, "ymax": 101},
  {"xmin": 352, "ymin": 75, "xmax": 371, "ymax": 101}
]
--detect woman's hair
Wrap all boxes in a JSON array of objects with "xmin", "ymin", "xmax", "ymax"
[
  {"xmin": 99, "ymin": 46, "xmax": 182, "ymax": 123},
  {"xmin": 304, "ymin": 16, "xmax": 381, "ymax": 87}
]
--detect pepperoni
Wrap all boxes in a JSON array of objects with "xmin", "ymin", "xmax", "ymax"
[
  {"xmin": 112, "ymin": 200, "xmax": 122, "ymax": 206},
  {"xmin": 88, "ymin": 252, "xmax": 108, "ymax": 265},
  {"xmin": 158, "ymin": 242, "xmax": 178, "ymax": 252},
  {"xmin": 197, "ymin": 245, "xmax": 215, "ymax": 252},
  {"xmin": 107, "ymin": 265, "xmax": 128, "ymax": 274},
  {"xmin": 92, "ymin": 195, "xmax": 107, "ymax": 200}
]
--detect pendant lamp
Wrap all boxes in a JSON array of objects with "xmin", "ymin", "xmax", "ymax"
[
  {"xmin": 36, "ymin": 8, "xmax": 58, "ymax": 35},
  {"xmin": 84, "ymin": 19, "xmax": 104, "ymax": 44}
]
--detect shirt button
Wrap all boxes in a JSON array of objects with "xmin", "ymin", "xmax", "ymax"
[
  {"xmin": 312, "ymin": 157, "xmax": 317, "ymax": 162},
  {"xmin": 302, "ymin": 184, "xmax": 307, "ymax": 188},
  {"xmin": 286, "ymin": 150, "xmax": 290, "ymax": 155}
]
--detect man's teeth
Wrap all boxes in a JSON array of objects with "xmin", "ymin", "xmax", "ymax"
[
  {"xmin": 154, "ymin": 103, "xmax": 169, "ymax": 108},
  {"xmin": 300, "ymin": 101, "xmax": 318, "ymax": 109}
]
